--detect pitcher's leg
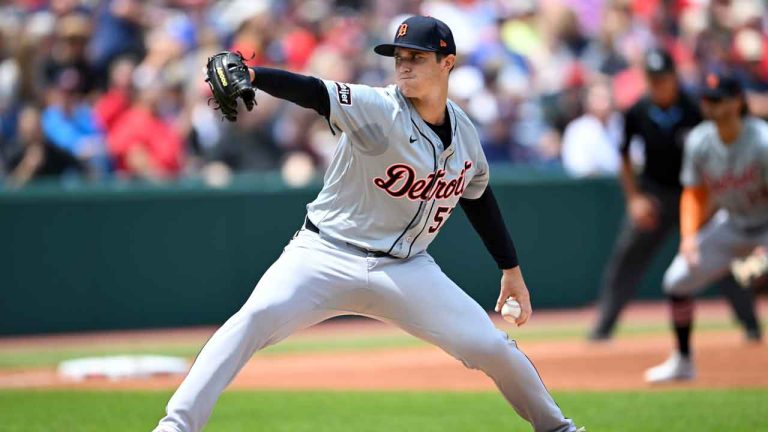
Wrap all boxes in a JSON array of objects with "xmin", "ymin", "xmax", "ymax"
[
  {"xmin": 366, "ymin": 254, "xmax": 576, "ymax": 432},
  {"xmin": 156, "ymin": 232, "xmax": 357, "ymax": 432},
  {"xmin": 160, "ymin": 303, "xmax": 334, "ymax": 432}
]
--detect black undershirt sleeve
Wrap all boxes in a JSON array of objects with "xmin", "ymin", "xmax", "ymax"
[
  {"xmin": 459, "ymin": 185, "xmax": 519, "ymax": 269},
  {"xmin": 252, "ymin": 67, "xmax": 330, "ymax": 119}
]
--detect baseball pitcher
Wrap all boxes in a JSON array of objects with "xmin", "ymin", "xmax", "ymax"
[{"xmin": 152, "ymin": 16, "xmax": 583, "ymax": 432}]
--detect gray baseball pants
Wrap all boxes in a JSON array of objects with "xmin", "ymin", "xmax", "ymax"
[{"xmin": 155, "ymin": 229, "xmax": 577, "ymax": 432}]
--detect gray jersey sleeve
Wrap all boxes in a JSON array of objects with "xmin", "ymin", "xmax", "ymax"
[
  {"xmin": 680, "ymin": 123, "xmax": 707, "ymax": 187},
  {"xmin": 322, "ymin": 80, "xmax": 400, "ymax": 155},
  {"xmin": 461, "ymin": 128, "xmax": 490, "ymax": 199}
]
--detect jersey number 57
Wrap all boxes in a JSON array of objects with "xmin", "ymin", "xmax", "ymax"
[{"xmin": 429, "ymin": 206, "xmax": 454, "ymax": 234}]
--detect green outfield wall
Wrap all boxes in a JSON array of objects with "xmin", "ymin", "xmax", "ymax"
[{"xmin": 0, "ymin": 170, "xmax": 679, "ymax": 335}]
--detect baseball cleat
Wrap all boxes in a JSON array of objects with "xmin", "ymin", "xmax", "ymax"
[
  {"xmin": 644, "ymin": 352, "xmax": 695, "ymax": 383},
  {"xmin": 586, "ymin": 329, "xmax": 611, "ymax": 342},
  {"xmin": 745, "ymin": 327, "xmax": 763, "ymax": 343}
]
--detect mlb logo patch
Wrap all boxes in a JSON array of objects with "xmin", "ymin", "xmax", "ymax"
[{"xmin": 336, "ymin": 82, "xmax": 352, "ymax": 106}]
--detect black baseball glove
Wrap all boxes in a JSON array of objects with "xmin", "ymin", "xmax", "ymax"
[{"xmin": 205, "ymin": 51, "xmax": 256, "ymax": 121}]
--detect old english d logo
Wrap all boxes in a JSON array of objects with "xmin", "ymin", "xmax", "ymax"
[{"xmin": 397, "ymin": 24, "xmax": 408, "ymax": 38}]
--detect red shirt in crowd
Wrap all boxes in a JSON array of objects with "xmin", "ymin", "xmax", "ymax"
[
  {"xmin": 107, "ymin": 107, "xmax": 183, "ymax": 178},
  {"xmin": 94, "ymin": 88, "xmax": 132, "ymax": 132}
]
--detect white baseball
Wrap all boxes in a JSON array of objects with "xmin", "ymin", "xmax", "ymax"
[{"xmin": 501, "ymin": 298, "xmax": 522, "ymax": 323}]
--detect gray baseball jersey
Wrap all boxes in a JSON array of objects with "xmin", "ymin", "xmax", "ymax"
[
  {"xmin": 681, "ymin": 117, "xmax": 768, "ymax": 231},
  {"xmin": 305, "ymin": 81, "xmax": 489, "ymax": 258}
]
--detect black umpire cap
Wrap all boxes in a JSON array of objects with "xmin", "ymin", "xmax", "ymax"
[
  {"xmin": 374, "ymin": 16, "xmax": 456, "ymax": 57},
  {"xmin": 701, "ymin": 71, "xmax": 743, "ymax": 100},
  {"xmin": 644, "ymin": 48, "xmax": 676, "ymax": 75}
]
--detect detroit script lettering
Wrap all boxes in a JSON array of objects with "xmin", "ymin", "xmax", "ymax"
[{"xmin": 373, "ymin": 161, "xmax": 473, "ymax": 201}]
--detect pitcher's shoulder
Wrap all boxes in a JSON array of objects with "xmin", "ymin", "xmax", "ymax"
[
  {"xmin": 447, "ymin": 100, "xmax": 480, "ymax": 140},
  {"xmin": 385, "ymin": 84, "xmax": 410, "ymax": 107},
  {"xmin": 447, "ymin": 100, "xmax": 472, "ymax": 125}
]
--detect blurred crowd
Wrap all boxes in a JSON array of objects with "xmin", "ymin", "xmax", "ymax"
[{"xmin": 0, "ymin": 0, "xmax": 767, "ymax": 187}]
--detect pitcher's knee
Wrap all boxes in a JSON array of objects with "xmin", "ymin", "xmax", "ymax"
[
  {"xmin": 241, "ymin": 295, "xmax": 293, "ymax": 322},
  {"xmin": 454, "ymin": 331, "xmax": 514, "ymax": 370},
  {"xmin": 233, "ymin": 303, "xmax": 288, "ymax": 345}
]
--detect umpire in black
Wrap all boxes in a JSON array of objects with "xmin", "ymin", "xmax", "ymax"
[{"xmin": 589, "ymin": 48, "xmax": 762, "ymax": 341}]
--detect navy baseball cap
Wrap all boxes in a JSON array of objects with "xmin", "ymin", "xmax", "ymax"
[
  {"xmin": 374, "ymin": 16, "xmax": 456, "ymax": 57},
  {"xmin": 644, "ymin": 48, "xmax": 676, "ymax": 75},
  {"xmin": 701, "ymin": 72, "xmax": 743, "ymax": 100}
]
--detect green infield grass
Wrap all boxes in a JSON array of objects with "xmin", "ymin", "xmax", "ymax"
[{"xmin": 0, "ymin": 388, "xmax": 765, "ymax": 431}]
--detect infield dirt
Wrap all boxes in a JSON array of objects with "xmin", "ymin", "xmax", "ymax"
[{"xmin": 1, "ymin": 299, "xmax": 766, "ymax": 392}]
